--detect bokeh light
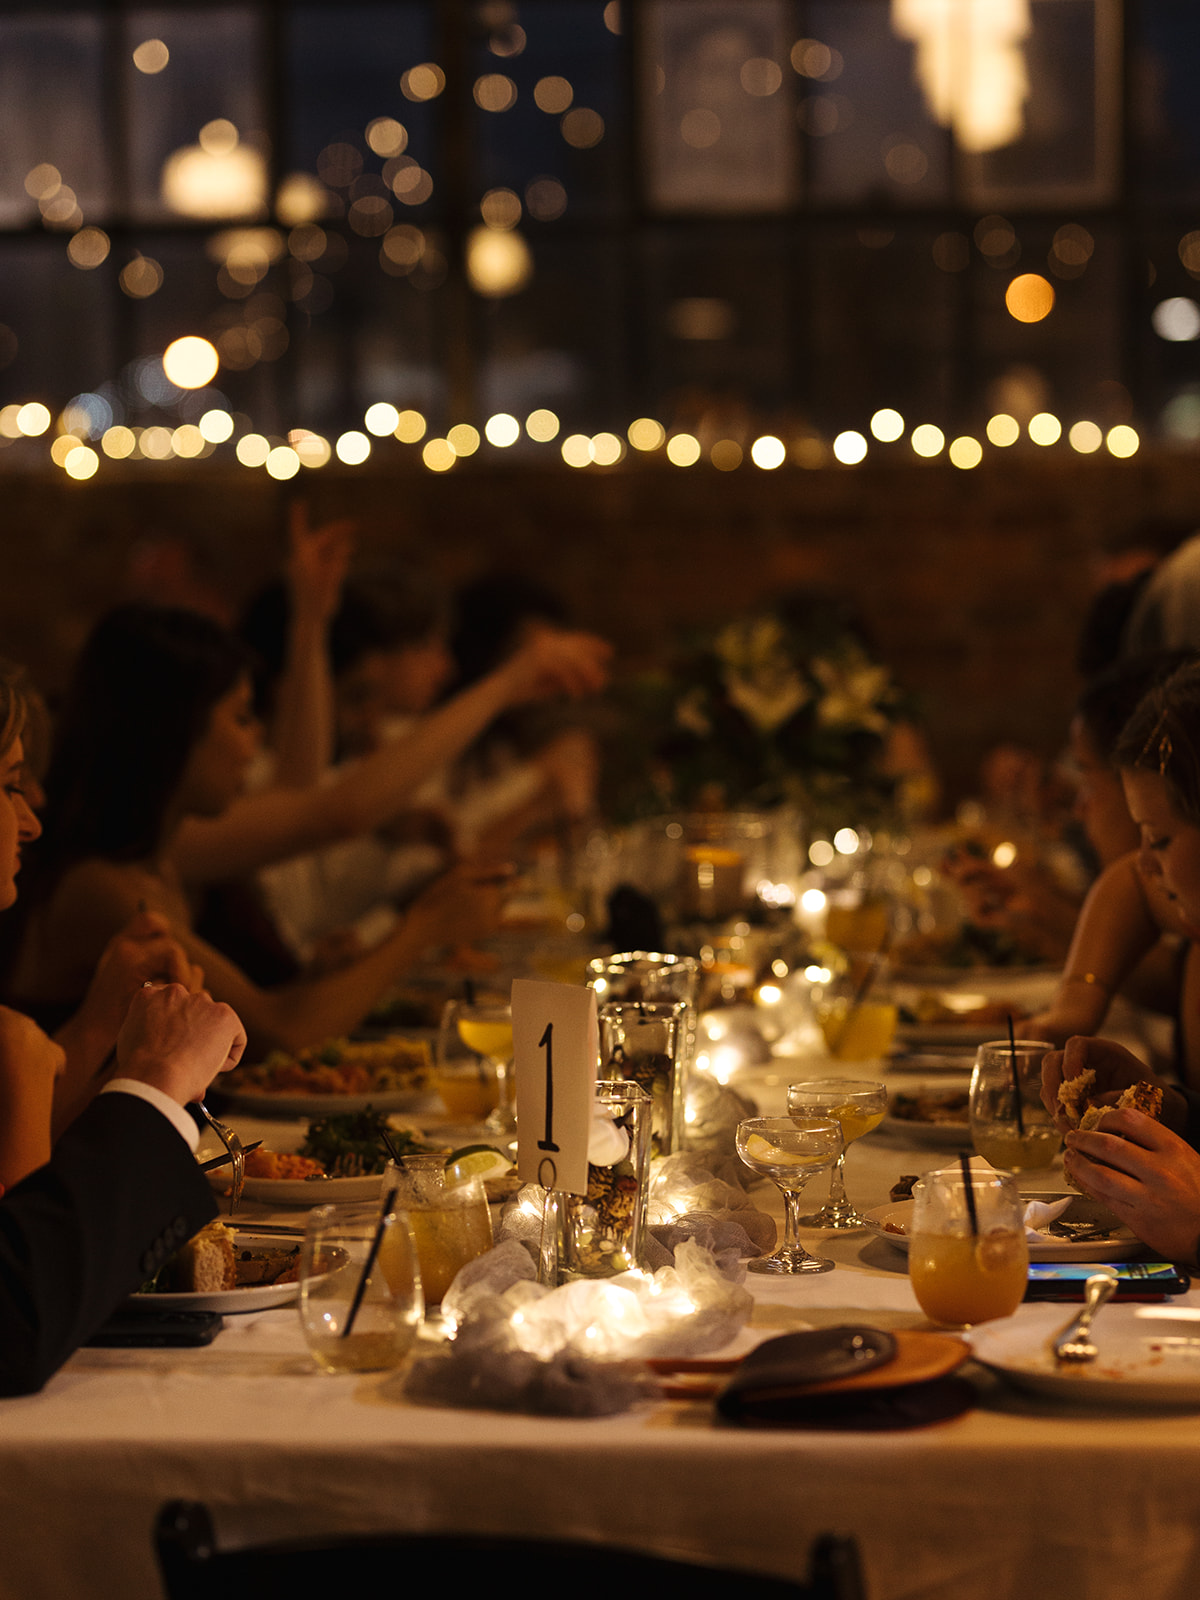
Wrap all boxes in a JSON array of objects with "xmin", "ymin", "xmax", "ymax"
[
  {"xmin": 485, "ymin": 413, "xmax": 520, "ymax": 447},
  {"xmin": 869, "ymin": 408, "xmax": 904, "ymax": 442},
  {"xmin": 832, "ymin": 431, "xmax": 867, "ymax": 464},
  {"xmin": 750, "ymin": 435, "xmax": 786, "ymax": 469},
  {"xmin": 561, "ymin": 433, "xmax": 591, "ymax": 467},
  {"xmin": 666, "ymin": 433, "xmax": 701, "ymax": 466},
  {"xmin": 394, "ymin": 409, "xmax": 426, "ymax": 443},
  {"xmin": 525, "ymin": 409, "xmax": 559, "ymax": 442},
  {"xmin": 986, "ymin": 413, "xmax": 1020, "ymax": 447},
  {"xmin": 1005, "ymin": 273, "xmax": 1055, "ymax": 323},
  {"xmin": 63, "ymin": 445, "xmax": 98, "ymax": 480},
  {"xmin": 910, "ymin": 423, "xmax": 944, "ymax": 457},
  {"xmin": 335, "ymin": 430, "xmax": 371, "ymax": 464},
  {"xmin": 16, "ymin": 402, "xmax": 50, "ymax": 436},
  {"xmin": 364, "ymin": 402, "xmax": 399, "ymax": 436},
  {"xmin": 1106, "ymin": 425, "xmax": 1139, "ymax": 458},
  {"xmin": 447, "ymin": 423, "xmax": 480, "ymax": 456},
  {"xmin": 1068, "ymin": 420, "xmax": 1103, "ymax": 454},
  {"xmin": 162, "ymin": 336, "xmax": 219, "ymax": 389},
  {"xmin": 1028, "ymin": 412, "xmax": 1062, "ymax": 446},
  {"xmin": 627, "ymin": 417, "xmax": 665, "ymax": 451},
  {"xmin": 422, "ymin": 438, "xmax": 456, "ymax": 471},
  {"xmin": 199, "ymin": 409, "xmax": 234, "ymax": 443},
  {"xmin": 1152, "ymin": 298, "xmax": 1200, "ymax": 342},
  {"xmin": 235, "ymin": 433, "xmax": 270, "ymax": 467},
  {"xmin": 265, "ymin": 445, "xmax": 300, "ymax": 479},
  {"xmin": 948, "ymin": 436, "xmax": 983, "ymax": 469}
]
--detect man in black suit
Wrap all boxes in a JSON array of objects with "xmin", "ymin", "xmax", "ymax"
[{"xmin": 0, "ymin": 982, "xmax": 245, "ymax": 1397}]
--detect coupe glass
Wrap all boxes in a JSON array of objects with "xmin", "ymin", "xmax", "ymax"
[
  {"xmin": 735, "ymin": 1115, "xmax": 844, "ymax": 1275},
  {"xmin": 969, "ymin": 1039, "xmax": 1061, "ymax": 1170},
  {"xmin": 908, "ymin": 1165, "xmax": 1029, "ymax": 1329},
  {"xmin": 787, "ymin": 1079, "xmax": 888, "ymax": 1229},
  {"xmin": 438, "ymin": 998, "xmax": 513, "ymax": 1134},
  {"xmin": 298, "ymin": 1200, "xmax": 423, "ymax": 1374}
]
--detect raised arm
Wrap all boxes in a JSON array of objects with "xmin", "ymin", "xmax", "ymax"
[
  {"xmin": 1018, "ymin": 853, "xmax": 1165, "ymax": 1045},
  {"xmin": 266, "ymin": 504, "xmax": 355, "ymax": 787},
  {"xmin": 171, "ymin": 625, "xmax": 611, "ymax": 883}
]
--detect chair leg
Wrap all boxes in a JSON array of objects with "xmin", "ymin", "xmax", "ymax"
[{"xmin": 809, "ymin": 1533, "xmax": 867, "ymax": 1600}]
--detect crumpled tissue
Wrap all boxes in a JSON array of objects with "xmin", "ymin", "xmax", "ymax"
[{"xmin": 404, "ymin": 1238, "xmax": 753, "ymax": 1417}]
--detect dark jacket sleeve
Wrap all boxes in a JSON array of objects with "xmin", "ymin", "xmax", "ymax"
[{"xmin": 0, "ymin": 1093, "xmax": 217, "ymax": 1397}]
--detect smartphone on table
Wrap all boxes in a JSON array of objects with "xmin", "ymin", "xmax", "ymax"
[{"xmin": 1024, "ymin": 1261, "xmax": 1191, "ymax": 1302}]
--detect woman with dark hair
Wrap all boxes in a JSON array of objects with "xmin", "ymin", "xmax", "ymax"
[
  {"xmin": 7, "ymin": 605, "xmax": 517, "ymax": 1057},
  {"xmin": 1039, "ymin": 658, "xmax": 1200, "ymax": 1260}
]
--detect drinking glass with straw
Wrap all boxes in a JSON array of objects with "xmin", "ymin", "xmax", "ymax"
[
  {"xmin": 298, "ymin": 1197, "xmax": 423, "ymax": 1374},
  {"xmin": 812, "ymin": 950, "xmax": 897, "ymax": 1062},
  {"xmin": 908, "ymin": 1157, "xmax": 1028, "ymax": 1328},
  {"xmin": 968, "ymin": 1034, "xmax": 1060, "ymax": 1170}
]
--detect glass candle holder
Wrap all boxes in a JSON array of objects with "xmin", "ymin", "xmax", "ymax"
[
  {"xmin": 557, "ymin": 1080, "xmax": 652, "ymax": 1281},
  {"xmin": 598, "ymin": 999, "xmax": 687, "ymax": 1157}
]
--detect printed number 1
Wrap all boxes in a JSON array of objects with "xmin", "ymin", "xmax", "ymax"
[{"xmin": 537, "ymin": 1021, "xmax": 559, "ymax": 1151}]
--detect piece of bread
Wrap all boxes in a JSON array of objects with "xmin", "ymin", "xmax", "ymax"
[
  {"xmin": 1078, "ymin": 1080, "xmax": 1164, "ymax": 1132},
  {"xmin": 1056, "ymin": 1068, "xmax": 1096, "ymax": 1129},
  {"xmin": 164, "ymin": 1221, "xmax": 236, "ymax": 1293}
]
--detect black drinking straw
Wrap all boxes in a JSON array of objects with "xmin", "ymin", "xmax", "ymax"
[
  {"xmin": 1007, "ymin": 1014, "xmax": 1026, "ymax": 1137},
  {"xmin": 378, "ymin": 1127, "xmax": 405, "ymax": 1166},
  {"xmin": 959, "ymin": 1152, "xmax": 979, "ymax": 1235},
  {"xmin": 342, "ymin": 1185, "xmax": 399, "ymax": 1340}
]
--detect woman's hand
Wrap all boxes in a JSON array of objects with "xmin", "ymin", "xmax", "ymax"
[
  {"xmin": 75, "ymin": 911, "xmax": 203, "ymax": 1047},
  {"xmin": 403, "ymin": 862, "xmax": 511, "ymax": 953},
  {"xmin": 1041, "ymin": 1034, "xmax": 1185, "ymax": 1134},
  {"xmin": 286, "ymin": 501, "xmax": 356, "ymax": 626},
  {"xmin": 498, "ymin": 626, "xmax": 611, "ymax": 704},
  {"xmin": 1064, "ymin": 1109, "xmax": 1200, "ymax": 1262}
]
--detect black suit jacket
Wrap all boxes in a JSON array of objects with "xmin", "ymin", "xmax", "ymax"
[{"xmin": 0, "ymin": 1092, "xmax": 217, "ymax": 1396}]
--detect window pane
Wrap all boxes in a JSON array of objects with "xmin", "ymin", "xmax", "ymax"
[
  {"xmin": 124, "ymin": 8, "xmax": 265, "ymax": 225},
  {"xmin": 0, "ymin": 15, "xmax": 108, "ymax": 227}
]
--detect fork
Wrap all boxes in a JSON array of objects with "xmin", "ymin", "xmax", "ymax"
[
  {"xmin": 195, "ymin": 1102, "xmax": 246, "ymax": 1215},
  {"xmin": 1052, "ymin": 1269, "xmax": 1119, "ymax": 1362}
]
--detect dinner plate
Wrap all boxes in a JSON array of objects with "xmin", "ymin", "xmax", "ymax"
[
  {"xmin": 881, "ymin": 1112, "xmax": 972, "ymax": 1149},
  {"xmin": 887, "ymin": 1050, "xmax": 977, "ymax": 1075},
  {"xmin": 864, "ymin": 1199, "xmax": 1143, "ymax": 1263},
  {"xmin": 219, "ymin": 1086, "xmax": 432, "ymax": 1117},
  {"xmin": 896, "ymin": 1022, "xmax": 1005, "ymax": 1050},
  {"xmin": 128, "ymin": 1234, "xmax": 313, "ymax": 1314},
  {"xmin": 969, "ymin": 1303, "xmax": 1200, "ymax": 1406},
  {"xmin": 206, "ymin": 1168, "xmax": 385, "ymax": 1206}
]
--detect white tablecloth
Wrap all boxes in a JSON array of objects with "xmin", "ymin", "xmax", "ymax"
[{"xmin": 6, "ymin": 1057, "xmax": 1200, "ymax": 1600}]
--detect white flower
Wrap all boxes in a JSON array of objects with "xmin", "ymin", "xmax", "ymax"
[
  {"xmin": 716, "ymin": 616, "xmax": 810, "ymax": 734},
  {"xmin": 812, "ymin": 653, "xmax": 894, "ymax": 733}
]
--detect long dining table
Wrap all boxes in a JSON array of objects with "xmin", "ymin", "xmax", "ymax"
[{"xmin": 7, "ymin": 1042, "xmax": 1200, "ymax": 1600}]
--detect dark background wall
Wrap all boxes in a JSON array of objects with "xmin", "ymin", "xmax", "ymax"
[{"xmin": 5, "ymin": 449, "xmax": 1200, "ymax": 807}]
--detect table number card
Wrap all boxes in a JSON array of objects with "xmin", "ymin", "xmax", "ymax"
[{"xmin": 512, "ymin": 979, "xmax": 597, "ymax": 1196}]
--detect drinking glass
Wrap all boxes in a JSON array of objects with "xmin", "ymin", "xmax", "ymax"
[
  {"xmin": 811, "ymin": 956, "xmax": 897, "ymax": 1062},
  {"xmin": 298, "ymin": 1200, "xmax": 423, "ymax": 1374},
  {"xmin": 969, "ymin": 1039, "xmax": 1061, "ymax": 1170},
  {"xmin": 787, "ymin": 1079, "xmax": 888, "ymax": 1229},
  {"xmin": 438, "ymin": 998, "xmax": 513, "ymax": 1134},
  {"xmin": 908, "ymin": 1165, "xmax": 1029, "ymax": 1328},
  {"xmin": 597, "ymin": 999, "xmax": 687, "ymax": 1157},
  {"xmin": 386, "ymin": 1155, "xmax": 493, "ymax": 1305},
  {"xmin": 735, "ymin": 1116, "xmax": 844, "ymax": 1275}
]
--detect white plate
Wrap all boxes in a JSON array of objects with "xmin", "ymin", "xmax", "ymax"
[
  {"xmin": 896, "ymin": 1022, "xmax": 1003, "ymax": 1050},
  {"xmin": 970, "ymin": 1303, "xmax": 1200, "ymax": 1406},
  {"xmin": 887, "ymin": 1051, "xmax": 978, "ymax": 1075},
  {"xmin": 219, "ymin": 1087, "xmax": 432, "ymax": 1117},
  {"xmin": 864, "ymin": 1199, "xmax": 1144, "ymax": 1263},
  {"xmin": 129, "ymin": 1234, "xmax": 310, "ymax": 1314},
  {"xmin": 206, "ymin": 1169, "xmax": 384, "ymax": 1206}
]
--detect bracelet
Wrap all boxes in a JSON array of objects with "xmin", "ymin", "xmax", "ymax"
[{"xmin": 1062, "ymin": 972, "xmax": 1111, "ymax": 993}]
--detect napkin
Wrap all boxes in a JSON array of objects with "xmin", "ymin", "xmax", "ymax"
[{"xmin": 1023, "ymin": 1196, "xmax": 1072, "ymax": 1240}]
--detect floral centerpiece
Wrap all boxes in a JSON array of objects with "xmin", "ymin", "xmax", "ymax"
[{"xmin": 610, "ymin": 604, "xmax": 910, "ymax": 829}]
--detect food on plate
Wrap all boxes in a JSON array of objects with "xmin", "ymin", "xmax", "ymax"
[
  {"xmin": 889, "ymin": 1088, "xmax": 970, "ymax": 1126},
  {"xmin": 143, "ymin": 1222, "xmax": 302, "ymax": 1294},
  {"xmin": 889, "ymin": 1174, "xmax": 919, "ymax": 1202},
  {"xmin": 242, "ymin": 1149, "xmax": 325, "ymax": 1181},
  {"xmin": 298, "ymin": 1108, "xmax": 432, "ymax": 1177},
  {"xmin": 229, "ymin": 1035, "xmax": 433, "ymax": 1098},
  {"xmin": 899, "ymin": 992, "xmax": 1026, "ymax": 1029}
]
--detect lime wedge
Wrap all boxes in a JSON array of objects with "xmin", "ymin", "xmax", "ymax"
[{"xmin": 444, "ymin": 1144, "xmax": 512, "ymax": 1184}]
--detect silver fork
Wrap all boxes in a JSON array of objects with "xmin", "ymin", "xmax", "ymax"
[
  {"xmin": 1052, "ymin": 1269, "xmax": 1119, "ymax": 1362},
  {"xmin": 195, "ymin": 1102, "xmax": 246, "ymax": 1215}
]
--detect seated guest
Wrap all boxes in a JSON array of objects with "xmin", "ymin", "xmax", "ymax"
[
  {"xmin": 1, "ymin": 980, "xmax": 244, "ymax": 1396},
  {"xmin": 5, "ymin": 605, "xmax": 515, "ymax": 1056},
  {"xmin": 1039, "ymin": 660, "xmax": 1200, "ymax": 1258}
]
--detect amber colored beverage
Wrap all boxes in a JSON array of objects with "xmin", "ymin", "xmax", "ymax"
[
  {"xmin": 818, "ymin": 999, "xmax": 898, "ymax": 1061},
  {"xmin": 971, "ymin": 1124, "xmax": 1061, "ymax": 1172},
  {"xmin": 435, "ymin": 1067, "xmax": 499, "ymax": 1121},
  {"xmin": 909, "ymin": 1229, "xmax": 1028, "ymax": 1326}
]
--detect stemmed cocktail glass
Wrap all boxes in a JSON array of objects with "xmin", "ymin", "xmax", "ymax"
[
  {"xmin": 735, "ymin": 1116, "xmax": 844, "ymax": 1275},
  {"xmin": 438, "ymin": 998, "xmax": 514, "ymax": 1137},
  {"xmin": 787, "ymin": 1079, "xmax": 887, "ymax": 1229}
]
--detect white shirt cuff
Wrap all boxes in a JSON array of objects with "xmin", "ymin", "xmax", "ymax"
[{"xmin": 99, "ymin": 1080, "xmax": 200, "ymax": 1152}]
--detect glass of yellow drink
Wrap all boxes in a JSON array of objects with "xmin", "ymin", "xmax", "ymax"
[
  {"xmin": 908, "ymin": 1165, "xmax": 1028, "ymax": 1328},
  {"xmin": 735, "ymin": 1116, "xmax": 844, "ymax": 1274},
  {"xmin": 437, "ymin": 997, "xmax": 514, "ymax": 1134},
  {"xmin": 787, "ymin": 1078, "xmax": 887, "ymax": 1229},
  {"xmin": 299, "ymin": 1200, "xmax": 423, "ymax": 1374},
  {"xmin": 969, "ymin": 1039, "xmax": 1061, "ymax": 1171},
  {"xmin": 812, "ymin": 955, "xmax": 897, "ymax": 1063},
  {"xmin": 386, "ymin": 1155, "xmax": 493, "ymax": 1306}
]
